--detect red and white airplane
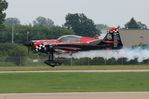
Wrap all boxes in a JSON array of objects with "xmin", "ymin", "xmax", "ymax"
[{"xmin": 24, "ymin": 27, "xmax": 123, "ymax": 67}]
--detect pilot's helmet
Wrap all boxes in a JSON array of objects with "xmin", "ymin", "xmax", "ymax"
[{"xmin": 108, "ymin": 27, "xmax": 119, "ymax": 33}]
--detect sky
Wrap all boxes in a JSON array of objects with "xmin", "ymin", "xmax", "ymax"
[{"xmin": 6, "ymin": 0, "xmax": 149, "ymax": 27}]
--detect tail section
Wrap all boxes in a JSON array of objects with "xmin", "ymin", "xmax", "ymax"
[{"xmin": 103, "ymin": 27, "xmax": 123, "ymax": 49}]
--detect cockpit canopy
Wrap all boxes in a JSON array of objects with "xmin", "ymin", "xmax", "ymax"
[{"xmin": 57, "ymin": 35, "xmax": 81, "ymax": 42}]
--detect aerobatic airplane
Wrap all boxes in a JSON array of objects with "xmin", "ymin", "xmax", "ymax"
[{"xmin": 24, "ymin": 27, "xmax": 123, "ymax": 67}]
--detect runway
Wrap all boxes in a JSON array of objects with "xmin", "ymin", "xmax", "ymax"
[
  {"xmin": 0, "ymin": 92, "xmax": 149, "ymax": 99},
  {"xmin": 0, "ymin": 69, "xmax": 149, "ymax": 73}
]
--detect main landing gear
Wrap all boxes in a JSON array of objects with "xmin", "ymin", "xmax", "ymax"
[{"xmin": 44, "ymin": 52, "xmax": 62, "ymax": 67}]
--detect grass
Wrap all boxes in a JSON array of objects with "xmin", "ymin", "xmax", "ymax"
[
  {"xmin": 0, "ymin": 72, "xmax": 149, "ymax": 93},
  {"xmin": 0, "ymin": 65, "xmax": 149, "ymax": 71}
]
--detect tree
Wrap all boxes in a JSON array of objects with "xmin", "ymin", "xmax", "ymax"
[
  {"xmin": 30, "ymin": 26, "xmax": 74, "ymax": 40},
  {"xmin": 125, "ymin": 17, "xmax": 144, "ymax": 29},
  {"xmin": 0, "ymin": 43, "xmax": 28, "ymax": 66},
  {"xmin": 0, "ymin": 26, "xmax": 12, "ymax": 43},
  {"xmin": 96, "ymin": 24, "xmax": 108, "ymax": 34},
  {"xmin": 90, "ymin": 57, "xmax": 105, "ymax": 65},
  {"xmin": 137, "ymin": 21, "xmax": 148, "ymax": 29},
  {"xmin": 0, "ymin": 0, "xmax": 8, "ymax": 28},
  {"xmin": 64, "ymin": 13, "xmax": 99, "ymax": 37},
  {"xmin": 47, "ymin": 26, "xmax": 74, "ymax": 39},
  {"xmin": 96, "ymin": 24, "xmax": 109, "ymax": 30},
  {"xmin": 106, "ymin": 58, "xmax": 117, "ymax": 65},
  {"xmin": 4, "ymin": 17, "xmax": 20, "ymax": 26},
  {"xmin": 125, "ymin": 17, "xmax": 140, "ymax": 29},
  {"xmin": 33, "ymin": 16, "xmax": 54, "ymax": 27}
]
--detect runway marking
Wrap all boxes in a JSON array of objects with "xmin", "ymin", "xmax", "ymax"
[{"xmin": 0, "ymin": 70, "xmax": 149, "ymax": 73}]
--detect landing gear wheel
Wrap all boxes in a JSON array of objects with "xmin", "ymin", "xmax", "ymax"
[
  {"xmin": 44, "ymin": 60, "xmax": 62, "ymax": 67},
  {"xmin": 44, "ymin": 52, "xmax": 62, "ymax": 67}
]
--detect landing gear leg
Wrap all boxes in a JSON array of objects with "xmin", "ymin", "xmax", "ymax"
[{"xmin": 44, "ymin": 52, "xmax": 62, "ymax": 67}]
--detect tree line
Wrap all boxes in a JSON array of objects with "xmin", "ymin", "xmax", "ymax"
[{"xmin": 1, "ymin": 16, "xmax": 148, "ymax": 44}]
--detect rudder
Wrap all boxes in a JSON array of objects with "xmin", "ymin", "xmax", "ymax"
[{"xmin": 103, "ymin": 27, "xmax": 123, "ymax": 49}]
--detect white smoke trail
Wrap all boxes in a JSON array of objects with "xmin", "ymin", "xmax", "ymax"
[{"xmin": 72, "ymin": 47, "xmax": 149, "ymax": 62}]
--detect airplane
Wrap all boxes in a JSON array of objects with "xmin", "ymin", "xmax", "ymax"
[{"xmin": 24, "ymin": 27, "xmax": 123, "ymax": 67}]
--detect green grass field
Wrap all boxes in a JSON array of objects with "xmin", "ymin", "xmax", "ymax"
[
  {"xmin": 0, "ymin": 72, "xmax": 149, "ymax": 93},
  {"xmin": 0, "ymin": 65, "xmax": 149, "ymax": 71}
]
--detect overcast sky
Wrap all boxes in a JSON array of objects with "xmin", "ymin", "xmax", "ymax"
[{"xmin": 6, "ymin": 0, "xmax": 149, "ymax": 27}]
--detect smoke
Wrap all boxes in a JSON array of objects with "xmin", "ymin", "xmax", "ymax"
[{"xmin": 72, "ymin": 47, "xmax": 149, "ymax": 62}]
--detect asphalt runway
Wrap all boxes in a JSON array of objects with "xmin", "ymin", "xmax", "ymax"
[
  {"xmin": 0, "ymin": 92, "xmax": 149, "ymax": 99},
  {"xmin": 0, "ymin": 69, "xmax": 149, "ymax": 73}
]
